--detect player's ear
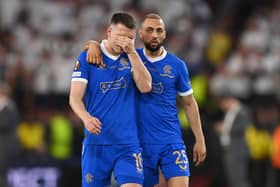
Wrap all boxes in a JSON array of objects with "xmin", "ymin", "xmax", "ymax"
[
  {"xmin": 163, "ymin": 29, "xmax": 166, "ymax": 40},
  {"xmin": 107, "ymin": 26, "xmax": 112, "ymax": 35},
  {"xmin": 132, "ymin": 30, "xmax": 136, "ymax": 40},
  {"xmin": 139, "ymin": 28, "xmax": 143, "ymax": 39}
]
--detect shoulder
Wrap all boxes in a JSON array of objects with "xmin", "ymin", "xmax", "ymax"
[
  {"xmin": 136, "ymin": 48, "xmax": 144, "ymax": 57},
  {"xmin": 136, "ymin": 48, "xmax": 143, "ymax": 53},
  {"xmin": 166, "ymin": 51, "xmax": 187, "ymax": 68},
  {"xmin": 77, "ymin": 50, "xmax": 88, "ymax": 62}
]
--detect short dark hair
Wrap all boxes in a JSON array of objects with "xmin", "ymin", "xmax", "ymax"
[
  {"xmin": 141, "ymin": 13, "xmax": 165, "ymax": 28},
  {"xmin": 111, "ymin": 12, "xmax": 136, "ymax": 29},
  {"xmin": 142, "ymin": 13, "xmax": 162, "ymax": 22}
]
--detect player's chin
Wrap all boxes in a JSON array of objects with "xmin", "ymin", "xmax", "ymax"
[
  {"xmin": 144, "ymin": 42, "xmax": 161, "ymax": 52},
  {"xmin": 113, "ymin": 47, "xmax": 123, "ymax": 54},
  {"xmin": 150, "ymin": 45, "xmax": 160, "ymax": 51}
]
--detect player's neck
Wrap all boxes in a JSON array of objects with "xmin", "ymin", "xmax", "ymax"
[
  {"xmin": 145, "ymin": 47, "xmax": 164, "ymax": 58},
  {"xmin": 104, "ymin": 40, "xmax": 120, "ymax": 57}
]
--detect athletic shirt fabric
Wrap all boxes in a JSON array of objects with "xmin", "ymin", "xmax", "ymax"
[
  {"xmin": 71, "ymin": 40, "xmax": 139, "ymax": 145},
  {"xmin": 137, "ymin": 48, "xmax": 193, "ymax": 144}
]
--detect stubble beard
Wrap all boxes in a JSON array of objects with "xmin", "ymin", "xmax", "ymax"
[{"xmin": 143, "ymin": 41, "xmax": 163, "ymax": 53}]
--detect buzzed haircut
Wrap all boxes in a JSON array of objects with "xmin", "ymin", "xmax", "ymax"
[
  {"xmin": 142, "ymin": 13, "xmax": 162, "ymax": 21},
  {"xmin": 141, "ymin": 13, "xmax": 165, "ymax": 28},
  {"xmin": 111, "ymin": 12, "xmax": 136, "ymax": 29}
]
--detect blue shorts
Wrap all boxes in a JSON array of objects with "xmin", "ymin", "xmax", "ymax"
[
  {"xmin": 82, "ymin": 144, "xmax": 144, "ymax": 187},
  {"xmin": 142, "ymin": 143, "xmax": 190, "ymax": 187}
]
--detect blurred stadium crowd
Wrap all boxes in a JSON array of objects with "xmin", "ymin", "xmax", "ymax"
[{"xmin": 0, "ymin": 0, "xmax": 280, "ymax": 187}]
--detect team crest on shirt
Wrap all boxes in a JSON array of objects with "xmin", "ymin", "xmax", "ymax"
[
  {"xmin": 85, "ymin": 173, "xmax": 93, "ymax": 184},
  {"xmin": 118, "ymin": 57, "xmax": 130, "ymax": 70},
  {"xmin": 160, "ymin": 65, "xmax": 174, "ymax": 78},
  {"xmin": 74, "ymin": 60, "xmax": 80, "ymax": 70}
]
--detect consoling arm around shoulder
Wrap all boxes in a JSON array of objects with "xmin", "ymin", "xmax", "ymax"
[
  {"xmin": 128, "ymin": 51, "xmax": 152, "ymax": 93},
  {"xmin": 83, "ymin": 40, "xmax": 104, "ymax": 67},
  {"xmin": 84, "ymin": 40, "xmax": 152, "ymax": 93}
]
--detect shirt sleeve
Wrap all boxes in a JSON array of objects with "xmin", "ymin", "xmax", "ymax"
[
  {"xmin": 71, "ymin": 51, "xmax": 88, "ymax": 84},
  {"xmin": 176, "ymin": 60, "xmax": 193, "ymax": 96}
]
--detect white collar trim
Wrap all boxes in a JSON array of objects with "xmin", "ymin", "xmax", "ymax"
[
  {"xmin": 100, "ymin": 40, "xmax": 120, "ymax": 60},
  {"xmin": 143, "ymin": 48, "xmax": 167, "ymax": 63}
]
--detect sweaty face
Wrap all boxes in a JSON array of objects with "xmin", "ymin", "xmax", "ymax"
[
  {"xmin": 139, "ymin": 18, "xmax": 166, "ymax": 52},
  {"xmin": 108, "ymin": 23, "xmax": 135, "ymax": 54}
]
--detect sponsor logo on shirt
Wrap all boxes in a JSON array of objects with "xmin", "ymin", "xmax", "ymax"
[
  {"xmin": 100, "ymin": 77, "xmax": 126, "ymax": 93},
  {"xmin": 152, "ymin": 82, "xmax": 164, "ymax": 94}
]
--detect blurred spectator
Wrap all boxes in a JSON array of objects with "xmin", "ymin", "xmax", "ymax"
[
  {"xmin": 246, "ymin": 97, "xmax": 279, "ymax": 187},
  {"xmin": 206, "ymin": 18, "xmax": 233, "ymax": 67},
  {"xmin": 17, "ymin": 109, "xmax": 47, "ymax": 163},
  {"xmin": 0, "ymin": 45, "xmax": 8, "ymax": 81},
  {"xmin": 272, "ymin": 124, "xmax": 280, "ymax": 168},
  {"xmin": 190, "ymin": 74, "xmax": 209, "ymax": 109},
  {"xmin": 33, "ymin": 49, "xmax": 54, "ymax": 96},
  {"xmin": 216, "ymin": 95, "xmax": 251, "ymax": 187},
  {"xmin": 48, "ymin": 113, "xmax": 73, "ymax": 160},
  {"xmin": 5, "ymin": 52, "xmax": 34, "ymax": 114},
  {"xmin": 0, "ymin": 82, "xmax": 20, "ymax": 187},
  {"xmin": 272, "ymin": 122, "xmax": 280, "ymax": 187},
  {"xmin": 212, "ymin": 83, "xmax": 251, "ymax": 187},
  {"xmin": 47, "ymin": 110, "xmax": 79, "ymax": 187}
]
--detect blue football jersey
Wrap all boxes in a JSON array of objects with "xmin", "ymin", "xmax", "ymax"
[
  {"xmin": 71, "ymin": 41, "xmax": 139, "ymax": 145},
  {"xmin": 137, "ymin": 48, "xmax": 193, "ymax": 144}
]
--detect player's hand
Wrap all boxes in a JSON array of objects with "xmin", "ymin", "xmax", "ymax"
[
  {"xmin": 83, "ymin": 40, "xmax": 104, "ymax": 68},
  {"xmin": 82, "ymin": 114, "xmax": 102, "ymax": 135},
  {"xmin": 193, "ymin": 140, "xmax": 206, "ymax": 166},
  {"xmin": 115, "ymin": 36, "xmax": 136, "ymax": 54}
]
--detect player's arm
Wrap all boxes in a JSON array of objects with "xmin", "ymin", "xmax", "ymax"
[
  {"xmin": 82, "ymin": 40, "xmax": 104, "ymax": 67},
  {"xmin": 69, "ymin": 81, "xmax": 102, "ymax": 135},
  {"xmin": 84, "ymin": 38, "xmax": 151, "ymax": 92},
  {"xmin": 128, "ymin": 50, "xmax": 152, "ymax": 93},
  {"xmin": 181, "ymin": 94, "xmax": 206, "ymax": 166},
  {"xmin": 116, "ymin": 36, "xmax": 152, "ymax": 93}
]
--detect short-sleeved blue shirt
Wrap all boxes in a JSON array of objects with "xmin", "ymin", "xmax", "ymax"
[
  {"xmin": 137, "ymin": 48, "xmax": 193, "ymax": 144},
  {"xmin": 72, "ymin": 41, "xmax": 139, "ymax": 145}
]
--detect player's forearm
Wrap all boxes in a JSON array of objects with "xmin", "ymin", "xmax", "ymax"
[
  {"xmin": 69, "ymin": 95, "xmax": 91, "ymax": 123},
  {"xmin": 128, "ymin": 51, "xmax": 152, "ymax": 93},
  {"xmin": 184, "ymin": 98, "xmax": 205, "ymax": 143}
]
